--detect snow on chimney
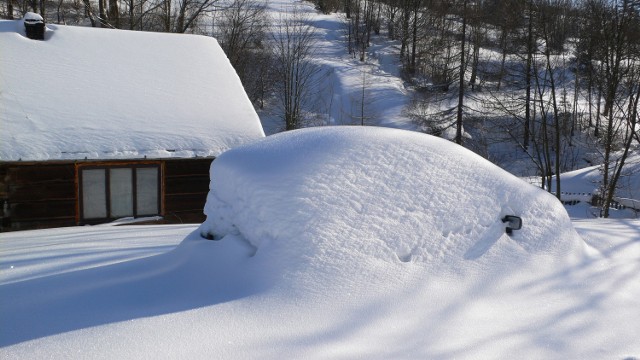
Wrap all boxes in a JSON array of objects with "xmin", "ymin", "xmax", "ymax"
[{"xmin": 23, "ymin": 12, "xmax": 45, "ymax": 40}]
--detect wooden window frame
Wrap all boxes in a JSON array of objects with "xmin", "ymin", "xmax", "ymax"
[{"xmin": 76, "ymin": 162, "xmax": 163, "ymax": 224}]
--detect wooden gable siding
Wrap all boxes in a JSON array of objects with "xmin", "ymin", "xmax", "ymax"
[{"xmin": 0, "ymin": 158, "xmax": 213, "ymax": 232}]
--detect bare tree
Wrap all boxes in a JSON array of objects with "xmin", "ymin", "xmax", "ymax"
[
  {"xmin": 455, "ymin": 0, "xmax": 467, "ymax": 145},
  {"xmin": 271, "ymin": 10, "xmax": 320, "ymax": 130},
  {"xmin": 216, "ymin": 0, "xmax": 267, "ymax": 77},
  {"xmin": 108, "ymin": 0, "xmax": 119, "ymax": 27},
  {"xmin": 345, "ymin": 0, "xmax": 376, "ymax": 61},
  {"xmin": 7, "ymin": 0, "xmax": 14, "ymax": 19},
  {"xmin": 586, "ymin": 0, "xmax": 640, "ymax": 217},
  {"xmin": 350, "ymin": 63, "xmax": 377, "ymax": 125},
  {"xmin": 215, "ymin": 0, "xmax": 271, "ymax": 105},
  {"xmin": 538, "ymin": 0, "xmax": 568, "ymax": 198},
  {"xmin": 155, "ymin": 0, "xmax": 219, "ymax": 32}
]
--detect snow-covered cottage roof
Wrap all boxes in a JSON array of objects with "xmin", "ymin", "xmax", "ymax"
[{"xmin": 0, "ymin": 20, "xmax": 265, "ymax": 161}]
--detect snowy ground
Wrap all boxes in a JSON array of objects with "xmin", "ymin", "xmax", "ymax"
[
  {"xmin": 1, "ymin": 128, "xmax": 639, "ymax": 359},
  {"xmin": 1, "ymin": 218, "xmax": 639, "ymax": 359},
  {"xmin": 257, "ymin": 0, "xmax": 415, "ymax": 134},
  {"xmin": 1, "ymin": 2, "xmax": 638, "ymax": 358}
]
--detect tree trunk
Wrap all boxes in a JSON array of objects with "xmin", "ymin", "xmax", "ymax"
[
  {"xmin": 541, "ymin": 9, "xmax": 562, "ymax": 200},
  {"xmin": 469, "ymin": 31, "xmax": 480, "ymax": 91},
  {"xmin": 410, "ymin": 0, "xmax": 420, "ymax": 73},
  {"xmin": 8, "ymin": 0, "xmax": 14, "ymax": 19},
  {"xmin": 83, "ymin": 0, "xmax": 96, "ymax": 26},
  {"xmin": 400, "ymin": 0, "xmax": 410, "ymax": 62},
  {"xmin": 496, "ymin": 30, "xmax": 507, "ymax": 91},
  {"xmin": 455, "ymin": 0, "xmax": 467, "ymax": 145},
  {"xmin": 109, "ymin": 0, "xmax": 119, "ymax": 28},
  {"xmin": 523, "ymin": 0, "xmax": 534, "ymax": 151},
  {"xmin": 99, "ymin": 0, "xmax": 106, "ymax": 27}
]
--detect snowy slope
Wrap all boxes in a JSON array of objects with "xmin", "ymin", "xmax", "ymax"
[
  {"xmin": 0, "ymin": 19, "xmax": 264, "ymax": 161},
  {"xmin": 258, "ymin": 0, "xmax": 415, "ymax": 134}
]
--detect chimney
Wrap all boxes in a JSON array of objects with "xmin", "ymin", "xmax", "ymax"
[{"xmin": 24, "ymin": 12, "xmax": 45, "ymax": 40}]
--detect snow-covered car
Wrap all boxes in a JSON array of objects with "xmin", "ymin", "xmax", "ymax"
[{"xmin": 200, "ymin": 126, "xmax": 582, "ymax": 272}]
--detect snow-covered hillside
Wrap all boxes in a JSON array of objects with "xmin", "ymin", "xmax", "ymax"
[{"xmin": 257, "ymin": 0, "xmax": 415, "ymax": 134}]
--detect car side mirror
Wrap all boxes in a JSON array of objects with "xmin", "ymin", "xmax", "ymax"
[{"xmin": 502, "ymin": 215, "xmax": 522, "ymax": 236}]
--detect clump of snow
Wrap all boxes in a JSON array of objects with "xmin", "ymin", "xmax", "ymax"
[
  {"xmin": 23, "ymin": 12, "xmax": 44, "ymax": 23},
  {"xmin": 200, "ymin": 126, "xmax": 584, "ymax": 279},
  {"xmin": 0, "ymin": 21, "xmax": 264, "ymax": 161}
]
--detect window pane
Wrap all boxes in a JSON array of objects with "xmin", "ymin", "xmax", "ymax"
[
  {"xmin": 136, "ymin": 167, "xmax": 159, "ymax": 216},
  {"xmin": 82, "ymin": 169, "xmax": 107, "ymax": 219},
  {"xmin": 110, "ymin": 168, "xmax": 133, "ymax": 218}
]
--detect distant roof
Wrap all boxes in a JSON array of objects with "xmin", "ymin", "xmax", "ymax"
[{"xmin": 0, "ymin": 20, "xmax": 265, "ymax": 161}]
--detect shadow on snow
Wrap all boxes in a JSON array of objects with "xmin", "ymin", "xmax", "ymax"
[{"xmin": 0, "ymin": 231, "xmax": 263, "ymax": 347}]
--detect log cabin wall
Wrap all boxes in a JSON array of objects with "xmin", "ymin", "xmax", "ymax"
[
  {"xmin": 0, "ymin": 162, "xmax": 77, "ymax": 231},
  {"xmin": 0, "ymin": 157, "xmax": 213, "ymax": 232},
  {"xmin": 163, "ymin": 158, "xmax": 212, "ymax": 224},
  {"xmin": 0, "ymin": 164, "xmax": 7, "ymax": 230}
]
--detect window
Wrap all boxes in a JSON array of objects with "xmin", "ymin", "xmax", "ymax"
[{"xmin": 79, "ymin": 164, "xmax": 161, "ymax": 222}]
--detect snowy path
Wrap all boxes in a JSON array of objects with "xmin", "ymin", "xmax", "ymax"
[{"xmin": 260, "ymin": 1, "xmax": 415, "ymax": 133}]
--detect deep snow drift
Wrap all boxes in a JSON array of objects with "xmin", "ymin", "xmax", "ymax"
[
  {"xmin": 2, "ymin": 127, "xmax": 639, "ymax": 359},
  {"xmin": 200, "ymin": 126, "xmax": 584, "ymax": 276},
  {"xmin": 0, "ymin": 19, "xmax": 264, "ymax": 161}
]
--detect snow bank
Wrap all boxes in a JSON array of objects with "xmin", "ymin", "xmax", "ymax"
[
  {"xmin": 0, "ymin": 20, "xmax": 264, "ymax": 161},
  {"xmin": 2, "ymin": 218, "xmax": 637, "ymax": 359},
  {"xmin": 0, "ymin": 106, "xmax": 633, "ymax": 360},
  {"xmin": 0, "ymin": 224, "xmax": 189, "ymax": 285},
  {"xmin": 558, "ymin": 155, "xmax": 640, "ymax": 204},
  {"xmin": 200, "ymin": 126, "xmax": 583, "ymax": 278},
  {"xmin": 0, "ymin": 226, "xmax": 259, "ymax": 347}
]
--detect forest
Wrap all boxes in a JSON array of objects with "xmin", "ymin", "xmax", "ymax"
[{"xmin": 1, "ymin": 0, "xmax": 639, "ymax": 217}]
